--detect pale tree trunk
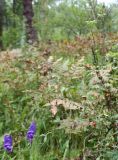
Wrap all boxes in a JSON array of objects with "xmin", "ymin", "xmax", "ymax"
[
  {"xmin": 23, "ymin": 0, "xmax": 38, "ymax": 44},
  {"xmin": 88, "ymin": 0, "xmax": 98, "ymax": 21}
]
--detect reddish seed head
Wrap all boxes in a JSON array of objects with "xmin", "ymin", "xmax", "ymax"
[{"xmin": 89, "ymin": 121, "xmax": 96, "ymax": 127}]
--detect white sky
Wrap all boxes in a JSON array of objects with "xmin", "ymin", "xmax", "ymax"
[{"xmin": 98, "ymin": 0, "xmax": 117, "ymax": 4}]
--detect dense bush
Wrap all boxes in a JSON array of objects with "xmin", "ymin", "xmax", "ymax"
[{"xmin": 0, "ymin": 41, "xmax": 117, "ymax": 159}]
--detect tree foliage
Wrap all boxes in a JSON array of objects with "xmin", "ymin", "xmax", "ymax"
[{"xmin": 0, "ymin": 0, "xmax": 118, "ymax": 47}]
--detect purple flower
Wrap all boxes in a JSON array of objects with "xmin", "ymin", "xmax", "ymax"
[
  {"xmin": 27, "ymin": 122, "xmax": 36, "ymax": 143},
  {"xmin": 4, "ymin": 135, "xmax": 13, "ymax": 153}
]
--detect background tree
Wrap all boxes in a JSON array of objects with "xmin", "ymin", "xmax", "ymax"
[
  {"xmin": 1, "ymin": 0, "xmax": 118, "ymax": 47},
  {"xmin": 0, "ymin": 0, "xmax": 5, "ymax": 50},
  {"xmin": 23, "ymin": 0, "xmax": 37, "ymax": 44}
]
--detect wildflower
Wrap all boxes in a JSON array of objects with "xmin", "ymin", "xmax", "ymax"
[
  {"xmin": 4, "ymin": 135, "xmax": 13, "ymax": 153},
  {"xmin": 27, "ymin": 122, "xmax": 36, "ymax": 143}
]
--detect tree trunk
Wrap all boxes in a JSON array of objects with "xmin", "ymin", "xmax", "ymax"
[
  {"xmin": 88, "ymin": 0, "xmax": 98, "ymax": 20},
  {"xmin": 23, "ymin": 0, "xmax": 38, "ymax": 44},
  {"xmin": 0, "ymin": 0, "xmax": 4, "ymax": 50}
]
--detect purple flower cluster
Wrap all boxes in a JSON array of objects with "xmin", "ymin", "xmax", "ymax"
[
  {"xmin": 4, "ymin": 135, "xmax": 13, "ymax": 153},
  {"xmin": 26, "ymin": 122, "xmax": 36, "ymax": 143},
  {"xmin": 3, "ymin": 121, "xmax": 36, "ymax": 153}
]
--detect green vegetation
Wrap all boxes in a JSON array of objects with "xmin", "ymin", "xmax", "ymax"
[{"xmin": 0, "ymin": 0, "xmax": 118, "ymax": 159}]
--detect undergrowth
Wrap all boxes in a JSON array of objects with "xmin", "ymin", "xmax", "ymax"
[{"xmin": 0, "ymin": 41, "xmax": 118, "ymax": 159}]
